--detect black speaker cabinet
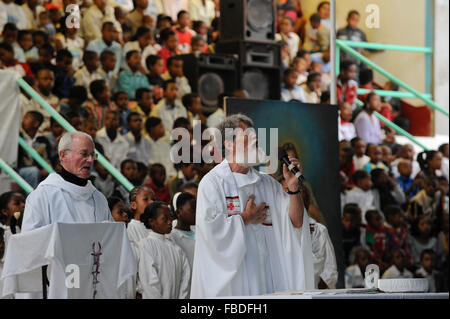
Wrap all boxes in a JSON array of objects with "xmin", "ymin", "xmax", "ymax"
[
  {"xmin": 215, "ymin": 40, "xmax": 281, "ymax": 100},
  {"xmin": 180, "ymin": 53, "xmax": 238, "ymax": 112},
  {"xmin": 220, "ymin": 0, "xmax": 276, "ymax": 42}
]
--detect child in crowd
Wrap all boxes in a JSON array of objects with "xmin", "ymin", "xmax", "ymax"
[
  {"xmin": 0, "ymin": 42, "xmax": 33, "ymax": 77},
  {"xmin": 336, "ymin": 60, "xmax": 358, "ymax": 110},
  {"xmin": 131, "ymin": 87, "xmax": 154, "ymax": 124},
  {"xmin": 365, "ymin": 210, "xmax": 387, "ymax": 264},
  {"xmin": 32, "ymin": 30, "xmax": 48, "ymax": 51},
  {"xmin": 107, "ymin": 196, "xmax": 129, "ymax": 223},
  {"xmin": 182, "ymin": 93, "xmax": 206, "ymax": 125},
  {"xmin": 341, "ymin": 203, "xmax": 365, "ymax": 265},
  {"xmin": 174, "ymin": 10, "xmax": 195, "ymax": 54},
  {"xmin": 18, "ymin": 30, "xmax": 38, "ymax": 62},
  {"xmin": 408, "ymin": 215, "xmax": 437, "ymax": 265},
  {"xmin": 162, "ymin": 56, "xmax": 191, "ymax": 102},
  {"xmin": 1, "ymin": 23, "xmax": 26, "ymax": 63},
  {"xmin": 169, "ymin": 192, "xmax": 196, "ymax": 270},
  {"xmin": 85, "ymin": 79, "xmax": 114, "ymax": 128},
  {"xmin": 371, "ymin": 168, "xmax": 406, "ymax": 213},
  {"xmin": 0, "ymin": 191, "xmax": 25, "ymax": 239},
  {"xmin": 408, "ymin": 177, "xmax": 441, "ymax": 222},
  {"xmin": 338, "ymin": 102, "xmax": 356, "ymax": 142},
  {"xmin": 381, "ymin": 248, "xmax": 413, "ymax": 279},
  {"xmin": 146, "ymin": 164, "xmax": 170, "ymax": 204},
  {"xmin": 345, "ymin": 246, "xmax": 371, "ymax": 288},
  {"xmin": 415, "ymin": 249, "xmax": 440, "ymax": 292},
  {"xmin": 292, "ymin": 56, "xmax": 309, "ymax": 86},
  {"xmin": 363, "ymin": 144, "xmax": 388, "ymax": 173},
  {"xmin": 150, "ymin": 80, "xmax": 187, "ymax": 136},
  {"xmin": 55, "ymin": 21, "xmax": 85, "ymax": 70},
  {"xmin": 157, "ymin": 28, "xmax": 180, "ymax": 72},
  {"xmin": 391, "ymin": 144, "xmax": 421, "ymax": 179},
  {"xmin": 53, "ymin": 49, "xmax": 75, "ymax": 99},
  {"xmin": 281, "ymin": 67, "xmax": 306, "ymax": 102},
  {"xmin": 169, "ymin": 160, "xmax": 199, "ymax": 199},
  {"xmin": 135, "ymin": 162, "xmax": 149, "ymax": 186},
  {"xmin": 112, "ymin": 159, "xmax": 138, "ymax": 208},
  {"xmin": 74, "ymin": 51, "xmax": 103, "ymax": 94},
  {"xmin": 58, "ymin": 85, "xmax": 89, "ymax": 119},
  {"xmin": 124, "ymin": 112, "xmax": 154, "ymax": 163},
  {"xmin": 38, "ymin": 10, "xmax": 56, "ymax": 39},
  {"xmin": 191, "ymin": 35, "xmax": 206, "ymax": 55},
  {"xmin": 122, "ymin": 26, "xmax": 155, "ymax": 72},
  {"xmin": 345, "ymin": 170, "xmax": 376, "ymax": 224},
  {"xmin": 275, "ymin": 16, "xmax": 299, "ymax": 62},
  {"xmin": 384, "ymin": 205, "xmax": 412, "ymax": 265},
  {"xmin": 98, "ymin": 51, "xmax": 118, "ymax": 93},
  {"xmin": 396, "ymin": 159, "xmax": 421, "ymax": 199},
  {"xmin": 303, "ymin": 13, "xmax": 322, "ymax": 52},
  {"xmin": 300, "ymin": 72, "xmax": 322, "ymax": 104},
  {"xmin": 355, "ymin": 92, "xmax": 383, "ymax": 145},
  {"xmin": 29, "ymin": 43, "xmax": 57, "ymax": 75},
  {"xmin": 93, "ymin": 157, "xmax": 115, "ymax": 198},
  {"xmin": 43, "ymin": 117, "xmax": 64, "ymax": 160},
  {"xmin": 117, "ymin": 50, "xmax": 150, "ymax": 100},
  {"xmin": 138, "ymin": 201, "xmax": 191, "ymax": 299},
  {"xmin": 145, "ymin": 117, "xmax": 176, "ymax": 180},
  {"xmin": 381, "ymin": 145, "xmax": 393, "ymax": 169},
  {"xmin": 145, "ymin": 54, "xmax": 165, "ymax": 102},
  {"xmin": 128, "ymin": 186, "xmax": 155, "ymax": 250},
  {"xmin": 351, "ymin": 137, "xmax": 370, "ymax": 170},
  {"xmin": 112, "ymin": 91, "xmax": 131, "ymax": 135}
]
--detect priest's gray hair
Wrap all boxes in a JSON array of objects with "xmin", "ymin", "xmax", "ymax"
[
  {"xmin": 58, "ymin": 131, "xmax": 94, "ymax": 159},
  {"xmin": 215, "ymin": 114, "xmax": 254, "ymax": 158}
]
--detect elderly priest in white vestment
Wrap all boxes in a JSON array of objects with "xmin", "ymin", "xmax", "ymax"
[
  {"xmin": 190, "ymin": 114, "xmax": 315, "ymax": 298},
  {"xmin": 21, "ymin": 131, "xmax": 114, "ymax": 231}
]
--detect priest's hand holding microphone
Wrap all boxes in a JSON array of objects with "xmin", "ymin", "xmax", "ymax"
[
  {"xmin": 282, "ymin": 155, "xmax": 306, "ymax": 228},
  {"xmin": 240, "ymin": 155, "xmax": 305, "ymax": 227}
]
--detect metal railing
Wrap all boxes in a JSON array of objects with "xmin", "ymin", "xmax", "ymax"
[
  {"xmin": 0, "ymin": 158, "xmax": 34, "ymax": 194},
  {"xmin": 336, "ymin": 40, "xmax": 448, "ymax": 117}
]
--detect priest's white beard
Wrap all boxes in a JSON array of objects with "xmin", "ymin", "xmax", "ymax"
[{"xmin": 234, "ymin": 146, "xmax": 267, "ymax": 168}]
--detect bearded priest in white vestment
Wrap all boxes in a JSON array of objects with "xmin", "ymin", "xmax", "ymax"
[
  {"xmin": 21, "ymin": 131, "xmax": 114, "ymax": 232},
  {"xmin": 190, "ymin": 114, "xmax": 315, "ymax": 298}
]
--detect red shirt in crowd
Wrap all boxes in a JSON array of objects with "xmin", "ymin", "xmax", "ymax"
[
  {"xmin": 145, "ymin": 180, "xmax": 170, "ymax": 205},
  {"xmin": 337, "ymin": 76, "xmax": 358, "ymax": 107},
  {"xmin": 157, "ymin": 47, "xmax": 181, "ymax": 73}
]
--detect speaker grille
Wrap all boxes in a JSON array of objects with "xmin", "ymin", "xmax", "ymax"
[
  {"xmin": 242, "ymin": 69, "xmax": 269, "ymax": 100},
  {"xmin": 198, "ymin": 72, "xmax": 225, "ymax": 107},
  {"xmin": 247, "ymin": 0, "xmax": 274, "ymax": 32}
]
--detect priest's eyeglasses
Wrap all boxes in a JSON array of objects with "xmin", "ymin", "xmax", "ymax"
[{"xmin": 65, "ymin": 149, "xmax": 98, "ymax": 160}]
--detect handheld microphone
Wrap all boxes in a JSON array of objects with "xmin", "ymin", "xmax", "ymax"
[{"xmin": 281, "ymin": 154, "xmax": 305, "ymax": 183}]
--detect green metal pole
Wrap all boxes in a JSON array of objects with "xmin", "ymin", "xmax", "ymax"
[
  {"xmin": 0, "ymin": 158, "xmax": 34, "ymax": 194},
  {"xmin": 355, "ymin": 99, "xmax": 429, "ymax": 151},
  {"xmin": 337, "ymin": 40, "xmax": 432, "ymax": 53},
  {"xmin": 337, "ymin": 41, "xmax": 449, "ymax": 117},
  {"xmin": 16, "ymin": 78, "xmax": 135, "ymax": 192},
  {"xmin": 18, "ymin": 136, "xmax": 55, "ymax": 173},
  {"xmin": 357, "ymin": 89, "xmax": 432, "ymax": 99}
]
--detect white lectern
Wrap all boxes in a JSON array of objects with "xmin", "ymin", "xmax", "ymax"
[{"xmin": 1, "ymin": 222, "xmax": 136, "ymax": 299}]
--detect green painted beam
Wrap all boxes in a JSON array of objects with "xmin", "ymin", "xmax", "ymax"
[
  {"xmin": 0, "ymin": 158, "xmax": 34, "ymax": 194},
  {"xmin": 16, "ymin": 78, "xmax": 135, "ymax": 192},
  {"xmin": 337, "ymin": 40, "xmax": 432, "ymax": 53},
  {"xmin": 337, "ymin": 41, "xmax": 448, "ymax": 117},
  {"xmin": 357, "ymin": 89, "xmax": 432, "ymax": 99},
  {"xmin": 18, "ymin": 136, "xmax": 55, "ymax": 174}
]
